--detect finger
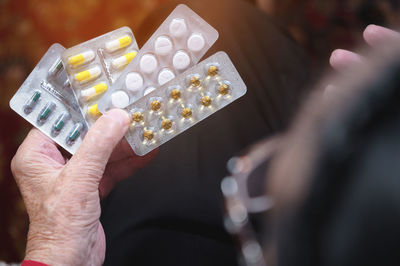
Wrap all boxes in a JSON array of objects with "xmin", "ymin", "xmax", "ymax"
[
  {"xmin": 99, "ymin": 148, "xmax": 158, "ymax": 198},
  {"xmin": 330, "ymin": 49, "xmax": 364, "ymax": 71},
  {"xmin": 363, "ymin": 24, "xmax": 400, "ymax": 47},
  {"xmin": 12, "ymin": 129, "xmax": 65, "ymax": 173},
  {"xmin": 66, "ymin": 109, "xmax": 130, "ymax": 183},
  {"xmin": 11, "ymin": 129, "xmax": 64, "ymax": 200}
]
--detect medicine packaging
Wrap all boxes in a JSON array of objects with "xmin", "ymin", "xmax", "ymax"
[
  {"xmin": 10, "ymin": 44, "xmax": 88, "ymax": 154},
  {"xmin": 61, "ymin": 27, "xmax": 139, "ymax": 125},
  {"xmin": 98, "ymin": 4, "xmax": 219, "ymax": 112},
  {"xmin": 124, "ymin": 51, "xmax": 247, "ymax": 156}
]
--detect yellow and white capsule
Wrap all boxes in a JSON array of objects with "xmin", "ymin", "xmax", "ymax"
[
  {"xmin": 80, "ymin": 83, "xmax": 107, "ymax": 101},
  {"xmin": 68, "ymin": 50, "xmax": 95, "ymax": 68},
  {"xmin": 74, "ymin": 66, "xmax": 101, "ymax": 84},
  {"xmin": 112, "ymin": 51, "xmax": 137, "ymax": 69},
  {"xmin": 87, "ymin": 104, "xmax": 102, "ymax": 117},
  {"xmin": 105, "ymin": 35, "xmax": 132, "ymax": 52}
]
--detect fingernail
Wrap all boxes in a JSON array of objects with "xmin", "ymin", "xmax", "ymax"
[{"xmin": 105, "ymin": 109, "xmax": 130, "ymax": 128}]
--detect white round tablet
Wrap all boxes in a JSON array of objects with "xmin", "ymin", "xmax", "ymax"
[
  {"xmin": 158, "ymin": 69, "xmax": 175, "ymax": 85},
  {"xmin": 144, "ymin": 86, "xmax": 156, "ymax": 96},
  {"xmin": 140, "ymin": 54, "xmax": 158, "ymax": 74},
  {"xmin": 187, "ymin": 33, "xmax": 205, "ymax": 52},
  {"xmin": 173, "ymin": 50, "xmax": 191, "ymax": 71},
  {"xmin": 125, "ymin": 72, "xmax": 143, "ymax": 92},
  {"xmin": 111, "ymin": 90, "xmax": 130, "ymax": 109},
  {"xmin": 154, "ymin": 36, "xmax": 173, "ymax": 56},
  {"xmin": 169, "ymin": 18, "xmax": 187, "ymax": 38}
]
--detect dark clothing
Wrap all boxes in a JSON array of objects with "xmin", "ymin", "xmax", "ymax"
[{"xmin": 100, "ymin": 0, "xmax": 310, "ymax": 265}]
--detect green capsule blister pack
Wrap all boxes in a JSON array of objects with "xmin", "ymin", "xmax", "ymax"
[{"xmin": 10, "ymin": 44, "xmax": 88, "ymax": 154}]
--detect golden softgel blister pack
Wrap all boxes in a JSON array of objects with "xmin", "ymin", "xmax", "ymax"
[
  {"xmin": 61, "ymin": 27, "xmax": 139, "ymax": 125},
  {"xmin": 124, "ymin": 51, "xmax": 246, "ymax": 156},
  {"xmin": 98, "ymin": 4, "xmax": 219, "ymax": 112},
  {"xmin": 10, "ymin": 44, "xmax": 88, "ymax": 154}
]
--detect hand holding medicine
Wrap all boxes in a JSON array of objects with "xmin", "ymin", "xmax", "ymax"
[
  {"xmin": 11, "ymin": 109, "xmax": 157, "ymax": 266},
  {"xmin": 9, "ymin": 4, "xmax": 246, "ymax": 265}
]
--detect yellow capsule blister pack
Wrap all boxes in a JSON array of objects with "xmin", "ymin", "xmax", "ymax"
[
  {"xmin": 61, "ymin": 27, "xmax": 139, "ymax": 125},
  {"xmin": 10, "ymin": 44, "xmax": 88, "ymax": 154},
  {"xmin": 124, "ymin": 51, "xmax": 247, "ymax": 156},
  {"xmin": 98, "ymin": 4, "xmax": 219, "ymax": 112}
]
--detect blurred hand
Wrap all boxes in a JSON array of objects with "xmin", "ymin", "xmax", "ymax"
[
  {"xmin": 330, "ymin": 25, "xmax": 400, "ymax": 71},
  {"xmin": 11, "ymin": 109, "xmax": 157, "ymax": 266}
]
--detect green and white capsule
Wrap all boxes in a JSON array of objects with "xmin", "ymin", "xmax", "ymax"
[
  {"xmin": 37, "ymin": 102, "xmax": 56, "ymax": 124},
  {"xmin": 48, "ymin": 59, "xmax": 64, "ymax": 78},
  {"xmin": 67, "ymin": 122, "xmax": 83, "ymax": 145},
  {"xmin": 52, "ymin": 112, "xmax": 70, "ymax": 134},
  {"xmin": 23, "ymin": 90, "xmax": 41, "ymax": 114}
]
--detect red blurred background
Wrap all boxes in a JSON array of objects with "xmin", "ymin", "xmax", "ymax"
[{"xmin": 0, "ymin": 0, "xmax": 399, "ymax": 262}]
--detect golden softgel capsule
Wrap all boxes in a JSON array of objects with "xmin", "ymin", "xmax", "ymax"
[
  {"xmin": 150, "ymin": 100, "xmax": 162, "ymax": 112},
  {"xmin": 189, "ymin": 76, "xmax": 201, "ymax": 87},
  {"xmin": 143, "ymin": 130, "xmax": 154, "ymax": 141},
  {"xmin": 218, "ymin": 83, "xmax": 230, "ymax": 95},
  {"xmin": 170, "ymin": 88, "xmax": 181, "ymax": 100},
  {"xmin": 161, "ymin": 119, "xmax": 173, "ymax": 130},
  {"xmin": 201, "ymin": 95, "xmax": 212, "ymax": 106},
  {"xmin": 132, "ymin": 112, "xmax": 144, "ymax": 123},
  {"xmin": 208, "ymin": 65, "xmax": 219, "ymax": 76},
  {"xmin": 181, "ymin": 107, "xmax": 193, "ymax": 119}
]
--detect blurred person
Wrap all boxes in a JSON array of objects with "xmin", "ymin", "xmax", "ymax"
[
  {"xmin": 267, "ymin": 39, "xmax": 400, "ymax": 266},
  {"xmin": 11, "ymin": 24, "xmax": 400, "ymax": 266},
  {"xmin": 222, "ymin": 32, "xmax": 400, "ymax": 266}
]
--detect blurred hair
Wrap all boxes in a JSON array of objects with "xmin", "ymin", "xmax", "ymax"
[{"xmin": 270, "ymin": 43, "xmax": 400, "ymax": 266}]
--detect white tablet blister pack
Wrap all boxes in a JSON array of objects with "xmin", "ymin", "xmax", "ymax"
[
  {"xmin": 10, "ymin": 44, "xmax": 88, "ymax": 154},
  {"xmin": 61, "ymin": 27, "xmax": 139, "ymax": 125},
  {"xmin": 98, "ymin": 4, "xmax": 219, "ymax": 112},
  {"xmin": 124, "ymin": 51, "xmax": 246, "ymax": 156}
]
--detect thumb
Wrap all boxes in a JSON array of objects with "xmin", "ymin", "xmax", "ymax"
[{"xmin": 65, "ymin": 109, "xmax": 130, "ymax": 184}]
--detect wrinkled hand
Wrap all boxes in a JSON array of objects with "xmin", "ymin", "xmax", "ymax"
[
  {"xmin": 11, "ymin": 109, "xmax": 157, "ymax": 266},
  {"xmin": 330, "ymin": 24, "xmax": 400, "ymax": 71}
]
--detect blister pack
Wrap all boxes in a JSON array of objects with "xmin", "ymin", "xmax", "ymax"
[
  {"xmin": 10, "ymin": 44, "xmax": 88, "ymax": 154},
  {"xmin": 123, "ymin": 51, "xmax": 246, "ymax": 156},
  {"xmin": 61, "ymin": 27, "xmax": 139, "ymax": 125},
  {"xmin": 98, "ymin": 4, "xmax": 219, "ymax": 112}
]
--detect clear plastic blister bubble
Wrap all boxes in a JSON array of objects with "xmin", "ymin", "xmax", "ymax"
[
  {"xmin": 124, "ymin": 51, "xmax": 247, "ymax": 156},
  {"xmin": 61, "ymin": 27, "xmax": 139, "ymax": 126},
  {"xmin": 9, "ymin": 44, "xmax": 88, "ymax": 154},
  {"xmin": 98, "ymin": 4, "xmax": 219, "ymax": 112}
]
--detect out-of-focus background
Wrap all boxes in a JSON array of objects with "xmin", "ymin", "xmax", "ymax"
[{"xmin": 0, "ymin": 0, "xmax": 399, "ymax": 262}]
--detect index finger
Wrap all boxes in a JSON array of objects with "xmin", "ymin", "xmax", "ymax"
[
  {"xmin": 13, "ymin": 128, "xmax": 66, "ymax": 168},
  {"xmin": 364, "ymin": 25, "xmax": 400, "ymax": 47}
]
